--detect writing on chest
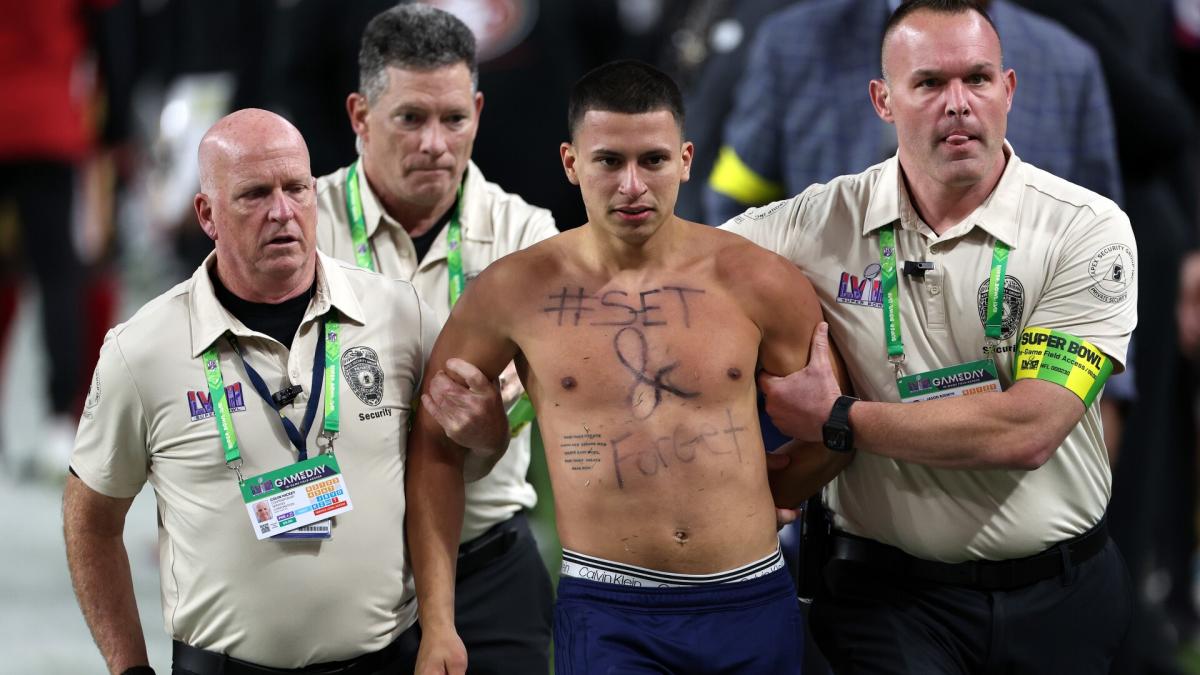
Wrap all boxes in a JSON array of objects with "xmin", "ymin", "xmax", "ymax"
[
  {"xmin": 533, "ymin": 283, "xmax": 758, "ymax": 421},
  {"xmin": 541, "ymin": 285, "xmax": 705, "ymax": 328}
]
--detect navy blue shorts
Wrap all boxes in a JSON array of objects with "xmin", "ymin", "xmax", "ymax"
[{"xmin": 554, "ymin": 566, "xmax": 804, "ymax": 674}]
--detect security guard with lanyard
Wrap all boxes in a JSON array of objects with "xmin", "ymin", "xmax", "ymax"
[
  {"xmin": 722, "ymin": 1, "xmax": 1135, "ymax": 672},
  {"xmin": 64, "ymin": 109, "xmax": 452, "ymax": 674},
  {"xmin": 314, "ymin": 6, "xmax": 557, "ymax": 673}
]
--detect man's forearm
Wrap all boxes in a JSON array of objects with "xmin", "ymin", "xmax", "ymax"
[
  {"xmin": 463, "ymin": 444, "xmax": 508, "ymax": 482},
  {"xmin": 406, "ymin": 435, "xmax": 467, "ymax": 635},
  {"xmin": 763, "ymin": 324, "xmax": 1087, "ymax": 471},
  {"xmin": 848, "ymin": 382, "xmax": 1083, "ymax": 471},
  {"xmin": 769, "ymin": 441, "xmax": 853, "ymax": 508},
  {"xmin": 68, "ymin": 534, "xmax": 150, "ymax": 673},
  {"xmin": 64, "ymin": 484, "xmax": 149, "ymax": 673}
]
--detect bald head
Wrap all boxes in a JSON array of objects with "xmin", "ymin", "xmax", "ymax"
[
  {"xmin": 198, "ymin": 109, "xmax": 310, "ymax": 194},
  {"xmin": 193, "ymin": 108, "xmax": 318, "ymax": 304},
  {"xmin": 881, "ymin": 0, "xmax": 1001, "ymax": 81}
]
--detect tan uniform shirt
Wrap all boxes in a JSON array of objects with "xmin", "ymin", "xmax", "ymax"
[
  {"xmin": 71, "ymin": 252, "xmax": 439, "ymax": 666},
  {"xmin": 723, "ymin": 146, "xmax": 1137, "ymax": 562},
  {"xmin": 316, "ymin": 159, "xmax": 557, "ymax": 541}
]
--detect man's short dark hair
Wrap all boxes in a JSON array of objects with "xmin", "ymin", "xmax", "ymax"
[
  {"xmin": 567, "ymin": 60, "xmax": 685, "ymax": 140},
  {"xmin": 359, "ymin": 4, "xmax": 478, "ymax": 103},
  {"xmin": 881, "ymin": 0, "xmax": 1002, "ymax": 79}
]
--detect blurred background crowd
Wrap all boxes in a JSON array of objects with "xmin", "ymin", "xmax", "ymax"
[{"xmin": 1, "ymin": 0, "xmax": 1198, "ymax": 672}]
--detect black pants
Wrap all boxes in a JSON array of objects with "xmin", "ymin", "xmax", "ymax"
[
  {"xmin": 454, "ymin": 513, "xmax": 553, "ymax": 675},
  {"xmin": 0, "ymin": 161, "xmax": 83, "ymax": 414},
  {"xmin": 810, "ymin": 540, "xmax": 1132, "ymax": 674}
]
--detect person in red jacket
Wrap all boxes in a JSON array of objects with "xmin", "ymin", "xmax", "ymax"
[{"xmin": 0, "ymin": 0, "xmax": 118, "ymax": 476}]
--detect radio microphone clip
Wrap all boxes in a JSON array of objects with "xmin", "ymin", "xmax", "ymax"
[
  {"xmin": 902, "ymin": 260, "xmax": 935, "ymax": 278},
  {"xmin": 272, "ymin": 384, "xmax": 304, "ymax": 407}
]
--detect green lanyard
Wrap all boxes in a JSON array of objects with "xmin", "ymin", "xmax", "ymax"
[
  {"xmin": 983, "ymin": 239, "xmax": 1010, "ymax": 341},
  {"xmin": 345, "ymin": 161, "xmax": 376, "ymax": 272},
  {"xmin": 878, "ymin": 227, "xmax": 904, "ymax": 367},
  {"xmin": 446, "ymin": 188, "xmax": 464, "ymax": 307},
  {"xmin": 877, "ymin": 224, "xmax": 1009, "ymax": 374},
  {"xmin": 345, "ymin": 159, "xmax": 464, "ymax": 307},
  {"xmin": 201, "ymin": 318, "xmax": 342, "ymax": 482}
]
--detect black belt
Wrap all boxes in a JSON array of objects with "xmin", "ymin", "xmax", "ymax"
[
  {"xmin": 456, "ymin": 512, "xmax": 527, "ymax": 579},
  {"xmin": 172, "ymin": 624, "xmax": 416, "ymax": 675},
  {"xmin": 831, "ymin": 518, "xmax": 1109, "ymax": 591}
]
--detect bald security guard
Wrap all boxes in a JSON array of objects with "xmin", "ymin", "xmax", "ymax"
[
  {"xmin": 62, "ymin": 109, "xmax": 475, "ymax": 674},
  {"xmin": 313, "ymin": 6, "xmax": 556, "ymax": 674},
  {"xmin": 724, "ymin": 1, "xmax": 1136, "ymax": 673}
]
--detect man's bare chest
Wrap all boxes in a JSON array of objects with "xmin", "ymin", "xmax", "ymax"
[{"xmin": 513, "ymin": 277, "xmax": 760, "ymax": 419}]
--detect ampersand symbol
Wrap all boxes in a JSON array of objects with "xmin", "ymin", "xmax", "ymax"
[{"xmin": 613, "ymin": 327, "xmax": 699, "ymax": 419}]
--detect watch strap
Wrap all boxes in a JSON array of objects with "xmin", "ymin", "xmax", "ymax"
[{"xmin": 828, "ymin": 395, "xmax": 857, "ymax": 426}]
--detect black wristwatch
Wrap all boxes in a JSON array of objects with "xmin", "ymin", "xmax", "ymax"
[{"xmin": 822, "ymin": 395, "xmax": 858, "ymax": 453}]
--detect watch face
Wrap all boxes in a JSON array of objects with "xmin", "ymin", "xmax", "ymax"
[{"xmin": 823, "ymin": 426, "xmax": 849, "ymax": 451}]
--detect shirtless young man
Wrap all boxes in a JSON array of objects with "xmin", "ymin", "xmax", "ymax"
[{"xmin": 406, "ymin": 60, "xmax": 847, "ymax": 675}]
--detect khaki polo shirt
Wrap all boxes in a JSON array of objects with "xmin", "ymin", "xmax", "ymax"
[
  {"xmin": 316, "ymin": 159, "xmax": 557, "ymax": 541},
  {"xmin": 71, "ymin": 251, "xmax": 438, "ymax": 667},
  {"xmin": 723, "ymin": 146, "xmax": 1137, "ymax": 562}
]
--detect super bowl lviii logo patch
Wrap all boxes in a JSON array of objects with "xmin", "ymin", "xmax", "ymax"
[
  {"xmin": 187, "ymin": 382, "xmax": 246, "ymax": 421},
  {"xmin": 1088, "ymin": 243, "xmax": 1134, "ymax": 304},
  {"xmin": 343, "ymin": 346, "xmax": 384, "ymax": 406},
  {"xmin": 836, "ymin": 263, "xmax": 883, "ymax": 308}
]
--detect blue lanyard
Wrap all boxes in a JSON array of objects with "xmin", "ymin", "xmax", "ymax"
[{"xmin": 228, "ymin": 319, "xmax": 326, "ymax": 461}]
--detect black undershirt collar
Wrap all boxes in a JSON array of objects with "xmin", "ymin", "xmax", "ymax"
[
  {"xmin": 409, "ymin": 200, "xmax": 456, "ymax": 263},
  {"xmin": 209, "ymin": 268, "xmax": 316, "ymax": 349}
]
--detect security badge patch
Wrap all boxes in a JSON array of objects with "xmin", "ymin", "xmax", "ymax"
[
  {"xmin": 342, "ymin": 346, "xmax": 384, "ymax": 406},
  {"xmin": 1087, "ymin": 243, "xmax": 1134, "ymax": 304},
  {"xmin": 976, "ymin": 275, "xmax": 1025, "ymax": 340}
]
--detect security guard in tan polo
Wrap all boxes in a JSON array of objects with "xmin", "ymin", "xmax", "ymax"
[
  {"xmin": 71, "ymin": 250, "xmax": 436, "ymax": 671},
  {"xmin": 63, "ymin": 110, "xmax": 465, "ymax": 674},
  {"xmin": 731, "ymin": 144, "xmax": 1134, "ymax": 551},
  {"xmin": 314, "ymin": 6, "xmax": 556, "ymax": 674},
  {"xmin": 722, "ymin": 2, "xmax": 1136, "ymax": 674}
]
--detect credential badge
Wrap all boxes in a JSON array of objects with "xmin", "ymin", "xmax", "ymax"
[{"xmin": 342, "ymin": 346, "xmax": 384, "ymax": 407}]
